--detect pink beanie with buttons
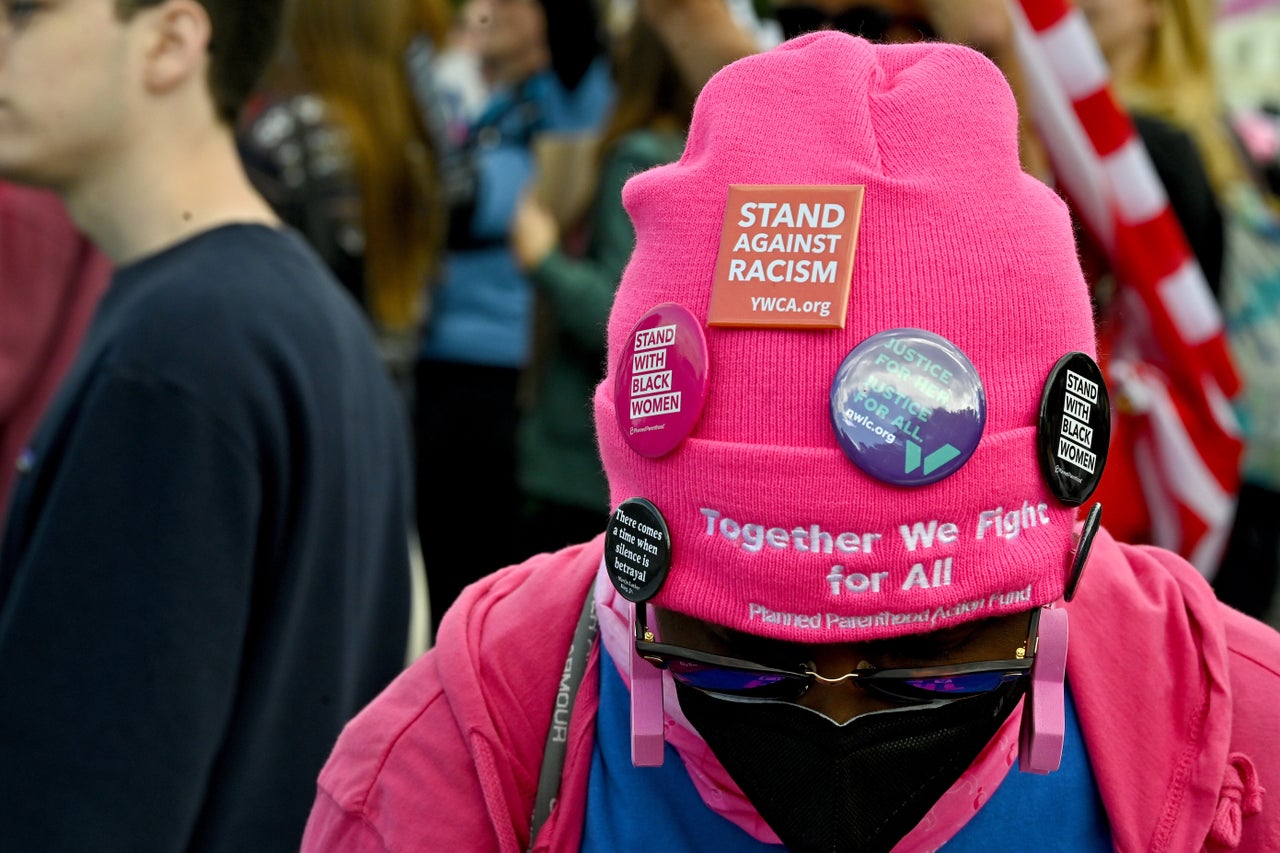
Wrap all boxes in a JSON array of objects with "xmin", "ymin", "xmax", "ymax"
[{"xmin": 594, "ymin": 32, "xmax": 1099, "ymax": 641}]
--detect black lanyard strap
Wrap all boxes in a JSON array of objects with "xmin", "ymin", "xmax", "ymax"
[{"xmin": 528, "ymin": 581, "xmax": 598, "ymax": 850}]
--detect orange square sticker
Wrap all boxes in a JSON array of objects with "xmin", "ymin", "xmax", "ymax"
[{"xmin": 708, "ymin": 185, "xmax": 864, "ymax": 329}]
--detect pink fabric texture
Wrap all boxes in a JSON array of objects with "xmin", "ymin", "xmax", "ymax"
[
  {"xmin": 302, "ymin": 542, "xmax": 603, "ymax": 853},
  {"xmin": 0, "ymin": 184, "xmax": 109, "ymax": 515},
  {"xmin": 592, "ymin": 33, "xmax": 1098, "ymax": 642},
  {"xmin": 1067, "ymin": 529, "xmax": 1279, "ymax": 852},
  {"xmin": 301, "ymin": 532, "xmax": 1280, "ymax": 851}
]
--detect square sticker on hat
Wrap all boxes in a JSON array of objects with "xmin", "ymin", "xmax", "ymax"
[{"xmin": 708, "ymin": 185, "xmax": 864, "ymax": 329}]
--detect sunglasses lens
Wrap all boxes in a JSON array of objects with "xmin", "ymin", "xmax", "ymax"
[
  {"xmin": 667, "ymin": 659, "xmax": 801, "ymax": 697},
  {"xmin": 867, "ymin": 671, "xmax": 1020, "ymax": 701}
]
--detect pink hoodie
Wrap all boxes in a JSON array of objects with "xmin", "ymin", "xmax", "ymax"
[{"xmin": 301, "ymin": 529, "xmax": 1279, "ymax": 852}]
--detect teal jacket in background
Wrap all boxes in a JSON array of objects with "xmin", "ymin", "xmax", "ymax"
[{"xmin": 518, "ymin": 128, "xmax": 686, "ymax": 512}]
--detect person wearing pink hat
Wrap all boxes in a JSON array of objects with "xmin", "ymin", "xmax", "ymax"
[{"xmin": 301, "ymin": 32, "xmax": 1280, "ymax": 853}]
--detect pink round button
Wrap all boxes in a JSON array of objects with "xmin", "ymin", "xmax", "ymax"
[{"xmin": 614, "ymin": 303, "xmax": 710, "ymax": 458}]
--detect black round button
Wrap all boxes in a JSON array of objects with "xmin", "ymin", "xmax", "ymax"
[
  {"xmin": 1038, "ymin": 352, "xmax": 1110, "ymax": 506},
  {"xmin": 604, "ymin": 498, "xmax": 673, "ymax": 603}
]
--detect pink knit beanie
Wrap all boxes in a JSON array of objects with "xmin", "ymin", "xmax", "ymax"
[{"xmin": 594, "ymin": 32, "xmax": 1099, "ymax": 642}]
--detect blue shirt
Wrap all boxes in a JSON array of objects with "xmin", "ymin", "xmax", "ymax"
[
  {"xmin": 581, "ymin": 648, "xmax": 1112, "ymax": 851},
  {"xmin": 421, "ymin": 60, "xmax": 614, "ymax": 368}
]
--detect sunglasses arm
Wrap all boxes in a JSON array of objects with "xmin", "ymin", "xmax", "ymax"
[
  {"xmin": 630, "ymin": 604, "xmax": 666, "ymax": 766},
  {"xmin": 1019, "ymin": 605, "xmax": 1068, "ymax": 774}
]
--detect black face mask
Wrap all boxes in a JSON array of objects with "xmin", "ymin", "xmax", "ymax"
[{"xmin": 675, "ymin": 678, "xmax": 1027, "ymax": 853}]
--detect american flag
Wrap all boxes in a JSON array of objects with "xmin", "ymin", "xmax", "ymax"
[{"xmin": 1007, "ymin": 0, "xmax": 1243, "ymax": 575}]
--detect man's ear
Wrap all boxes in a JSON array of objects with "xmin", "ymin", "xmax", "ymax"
[{"xmin": 140, "ymin": 0, "xmax": 213, "ymax": 95}]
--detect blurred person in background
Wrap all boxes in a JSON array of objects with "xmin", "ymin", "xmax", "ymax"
[
  {"xmin": 415, "ymin": 0, "xmax": 612, "ymax": 629},
  {"xmin": 0, "ymin": 184, "xmax": 109, "ymax": 518},
  {"xmin": 1077, "ymin": 0, "xmax": 1280, "ymax": 619},
  {"xmin": 0, "ymin": 0, "xmax": 414, "ymax": 848},
  {"xmin": 240, "ymin": 0, "xmax": 452, "ymax": 393},
  {"xmin": 637, "ymin": 0, "xmax": 768, "ymax": 91},
  {"xmin": 1077, "ymin": 0, "xmax": 1231, "ymax": 298},
  {"xmin": 508, "ymin": 9, "xmax": 698, "ymax": 556}
]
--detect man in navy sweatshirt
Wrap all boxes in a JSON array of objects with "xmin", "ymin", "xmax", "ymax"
[{"xmin": 0, "ymin": 2, "xmax": 413, "ymax": 849}]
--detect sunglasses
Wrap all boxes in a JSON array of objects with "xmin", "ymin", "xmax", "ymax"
[{"xmin": 635, "ymin": 606, "xmax": 1040, "ymax": 704}]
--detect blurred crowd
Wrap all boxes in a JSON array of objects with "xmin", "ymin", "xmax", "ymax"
[
  {"xmin": 3, "ymin": 0, "xmax": 1280, "ymax": 848},
  {"xmin": 231, "ymin": 0, "xmax": 1280, "ymax": 628}
]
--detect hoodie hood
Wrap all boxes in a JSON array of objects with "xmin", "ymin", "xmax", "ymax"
[{"xmin": 1066, "ymin": 527, "xmax": 1271, "ymax": 851}]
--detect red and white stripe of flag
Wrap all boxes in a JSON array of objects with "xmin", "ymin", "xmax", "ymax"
[{"xmin": 1008, "ymin": 0, "xmax": 1242, "ymax": 574}]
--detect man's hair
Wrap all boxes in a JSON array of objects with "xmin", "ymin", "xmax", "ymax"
[{"xmin": 116, "ymin": 0, "xmax": 285, "ymax": 125}]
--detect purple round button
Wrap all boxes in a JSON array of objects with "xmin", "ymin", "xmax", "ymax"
[
  {"xmin": 615, "ymin": 303, "xmax": 710, "ymax": 458},
  {"xmin": 829, "ymin": 328, "xmax": 986, "ymax": 486}
]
